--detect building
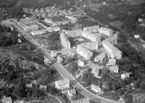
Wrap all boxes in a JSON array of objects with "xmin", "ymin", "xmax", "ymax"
[
  {"xmin": 91, "ymin": 84, "xmax": 102, "ymax": 93},
  {"xmin": 55, "ymin": 79, "xmax": 70, "ymax": 90},
  {"xmin": 31, "ymin": 29, "xmax": 47, "ymax": 36},
  {"xmin": 60, "ymin": 33, "xmax": 71, "ymax": 49},
  {"xmin": 77, "ymin": 45, "xmax": 93, "ymax": 60},
  {"xmin": 78, "ymin": 59, "xmax": 85, "ymax": 67},
  {"xmin": 91, "ymin": 68, "xmax": 102, "ymax": 78},
  {"xmin": 44, "ymin": 18, "xmax": 54, "ymax": 25},
  {"xmin": 67, "ymin": 88, "xmax": 76, "ymax": 97},
  {"xmin": 105, "ymin": 32, "xmax": 118, "ymax": 45},
  {"xmin": 82, "ymin": 31, "xmax": 101, "ymax": 43},
  {"xmin": 79, "ymin": 41, "xmax": 99, "ymax": 51},
  {"xmin": 66, "ymin": 29, "xmax": 83, "ymax": 37},
  {"xmin": 18, "ymin": 22, "xmax": 39, "ymax": 31},
  {"xmin": 2, "ymin": 96, "xmax": 12, "ymax": 103},
  {"xmin": 19, "ymin": 17, "xmax": 36, "ymax": 25},
  {"xmin": 94, "ymin": 52, "xmax": 106, "ymax": 63},
  {"xmin": 44, "ymin": 56, "xmax": 51, "ymax": 65},
  {"xmin": 83, "ymin": 25, "xmax": 100, "ymax": 33},
  {"xmin": 121, "ymin": 72, "xmax": 131, "ymax": 80},
  {"xmin": 102, "ymin": 40, "xmax": 122, "ymax": 59},
  {"xmin": 109, "ymin": 65, "xmax": 119, "ymax": 73},
  {"xmin": 65, "ymin": 15, "xmax": 77, "ymax": 23},
  {"xmin": 98, "ymin": 27, "xmax": 113, "ymax": 37},
  {"xmin": 107, "ymin": 58, "xmax": 116, "ymax": 66}
]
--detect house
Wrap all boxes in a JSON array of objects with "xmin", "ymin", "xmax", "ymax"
[
  {"xmin": 121, "ymin": 72, "xmax": 131, "ymax": 80},
  {"xmin": 107, "ymin": 58, "xmax": 116, "ymax": 66},
  {"xmin": 67, "ymin": 88, "xmax": 76, "ymax": 97},
  {"xmin": 102, "ymin": 40, "xmax": 122, "ymax": 59},
  {"xmin": 78, "ymin": 59, "xmax": 85, "ymax": 67},
  {"xmin": 91, "ymin": 68, "xmax": 102, "ymax": 78},
  {"xmin": 31, "ymin": 29, "xmax": 47, "ymax": 36},
  {"xmin": 55, "ymin": 79, "xmax": 70, "ymax": 90},
  {"xmin": 94, "ymin": 52, "xmax": 106, "ymax": 63},
  {"xmin": 109, "ymin": 65, "xmax": 119, "ymax": 73},
  {"xmin": 26, "ymin": 83, "xmax": 33, "ymax": 88},
  {"xmin": 98, "ymin": 27, "xmax": 113, "ymax": 37},
  {"xmin": 44, "ymin": 56, "xmax": 51, "ymax": 65},
  {"xmin": 2, "ymin": 96, "xmax": 12, "ymax": 103},
  {"xmin": 82, "ymin": 31, "xmax": 101, "ymax": 43},
  {"xmin": 60, "ymin": 32, "xmax": 71, "ymax": 49},
  {"xmin": 44, "ymin": 18, "xmax": 54, "ymax": 25},
  {"xmin": 91, "ymin": 84, "xmax": 102, "ymax": 93},
  {"xmin": 39, "ymin": 85, "xmax": 47, "ymax": 91},
  {"xmin": 77, "ymin": 45, "xmax": 93, "ymax": 60},
  {"xmin": 57, "ymin": 55, "xmax": 63, "ymax": 63}
]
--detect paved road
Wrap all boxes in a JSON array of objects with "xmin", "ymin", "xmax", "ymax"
[
  {"xmin": 3, "ymin": 20, "xmax": 119, "ymax": 103},
  {"xmin": 53, "ymin": 62, "xmax": 117, "ymax": 103}
]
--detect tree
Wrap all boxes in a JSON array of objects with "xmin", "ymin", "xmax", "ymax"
[{"xmin": 139, "ymin": 80, "xmax": 145, "ymax": 90}]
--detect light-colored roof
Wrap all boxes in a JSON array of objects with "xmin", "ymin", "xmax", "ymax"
[{"xmin": 55, "ymin": 79, "xmax": 69, "ymax": 85}]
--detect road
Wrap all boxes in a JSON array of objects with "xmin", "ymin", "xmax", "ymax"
[
  {"xmin": 3, "ymin": 20, "xmax": 119, "ymax": 103},
  {"xmin": 53, "ymin": 63, "xmax": 117, "ymax": 103},
  {"xmin": 75, "ymin": 6, "xmax": 105, "ymax": 27}
]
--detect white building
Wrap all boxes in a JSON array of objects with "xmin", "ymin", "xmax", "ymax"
[
  {"xmin": 102, "ymin": 40, "xmax": 122, "ymax": 59},
  {"xmin": 67, "ymin": 89, "xmax": 76, "ymax": 97},
  {"xmin": 77, "ymin": 45, "xmax": 93, "ymax": 60},
  {"xmin": 79, "ymin": 41, "xmax": 99, "ymax": 51},
  {"xmin": 121, "ymin": 72, "xmax": 131, "ymax": 80},
  {"xmin": 44, "ymin": 18, "xmax": 55, "ymax": 25},
  {"xmin": 60, "ymin": 33, "xmax": 71, "ymax": 49},
  {"xmin": 65, "ymin": 15, "xmax": 77, "ymax": 23},
  {"xmin": 31, "ymin": 29, "xmax": 47, "ymax": 36},
  {"xmin": 55, "ymin": 79, "xmax": 70, "ymax": 90},
  {"xmin": 91, "ymin": 68, "xmax": 102, "ymax": 78},
  {"xmin": 2, "ymin": 96, "xmax": 12, "ymax": 103},
  {"xmin": 18, "ymin": 22, "xmax": 39, "ymax": 31},
  {"xmin": 44, "ymin": 56, "xmax": 51, "ymax": 65},
  {"xmin": 66, "ymin": 29, "xmax": 83, "ymax": 37},
  {"xmin": 78, "ymin": 59, "xmax": 85, "ymax": 67},
  {"xmin": 82, "ymin": 31, "xmax": 101, "ymax": 43},
  {"xmin": 98, "ymin": 27, "xmax": 113, "ymax": 37},
  {"xmin": 107, "ymin": 58, "xmax": 116, "ymax": 66},
  {"xmin": 19, "ymin": 17, "xmax": 36, "ymax": 25},
  {"xmin": 91, "ymin": 84, "xmax": 102, "ymax": 93},
  {"xmin": 109, "ymin": 65, "xmax": 119, "ymax": 73},
  {"xmin": 83, "ymin": 25, "xmax": 100, "ymax": 33}
]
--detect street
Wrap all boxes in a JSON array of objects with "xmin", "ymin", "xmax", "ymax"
[{"xmin": 3, "ymin": 20, "xmax": 118, "ymax": 103}]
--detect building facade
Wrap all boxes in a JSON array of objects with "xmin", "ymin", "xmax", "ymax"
[
  {"xmin": 82, "ymin": 31, "xmax": 101, "ymax": 43},
  {"xmin": 98, "ymin": 27, "xmax": 113, "ymax": 37},
  {"xmin": 60, "ymin": 33, "xmax": 71, "ymax": 49},
  {"xmin": 83, "ymin": 25, "xmax": 100, "ymax": 33},
  {"xmin": 55, "ymin": 79, "xmax": 70, "ymax": 90},
  {"xmin": 31, "ymin": 29, "xmax": 47, "ymax": 36},
  {"xmin": 91, "ymin": 84, "xmax": 102, "ymax": 93},
  {"xmin": 77, "ymin": 45, "xmax": 93, "ymax": 60},
  {"xmin": 79, "ymin": 41, "xmax": 99, "ymax": 51},
  {"xmin": 102, "ymin": 40, "xmax": 122, "ymax": 59}
]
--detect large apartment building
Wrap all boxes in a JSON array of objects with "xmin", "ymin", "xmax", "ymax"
[
  {"xmin": 102, "ymin": 40, "xmax": 122, "ymax": 59},
  {"xmin": 82, "ymin": 31, "xmax": 101, "ymax": 43},
  {"xmin": 60, "ymin": 33, "xmax": 71, "ymax": 49},
  {"xmin": 77, "ymin": 45, "xmax": 93, "ymax": 60}
]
